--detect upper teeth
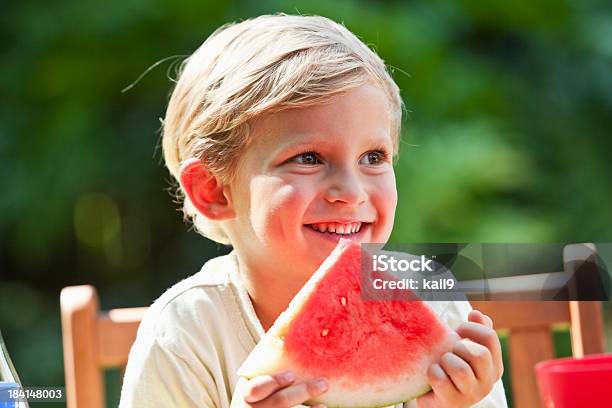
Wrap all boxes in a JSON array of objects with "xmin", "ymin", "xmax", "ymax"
[{"xmin": 310, "ymin": 222, "xmax": 362, "ymax": 234}]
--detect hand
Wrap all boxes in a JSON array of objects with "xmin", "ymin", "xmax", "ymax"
[
  {"xmin": 416, "ymin": 310, "xmax": 504, "ymax": 408},
  {"xmin": 231, "ymin": 371, "xmax": 328, "ymax": 408}
]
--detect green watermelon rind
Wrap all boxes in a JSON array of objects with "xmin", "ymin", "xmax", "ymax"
[{"xmin": 305, "ymin": 383, "xmax": 432, "ymax": 408}]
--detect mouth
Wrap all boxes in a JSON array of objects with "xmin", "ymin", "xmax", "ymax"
[{"xmin": 303, "ymin": 221, "xmax": 372, "ymax": 242}]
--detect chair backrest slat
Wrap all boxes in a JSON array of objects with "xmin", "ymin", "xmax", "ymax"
[
  {"xmin": 569, "ymin": 300, "xmax": 606, "ymax": 357},
  {"xmin": 470, "ymin": 300, "xmax": 570, "ymax": 330},
  {"xmin": 97, "ymin": 307, "xmax": 147, "ymax": 368},
  {"xmin": 508, "ymin": 326, "xmax": 555, "ymax": 408}
]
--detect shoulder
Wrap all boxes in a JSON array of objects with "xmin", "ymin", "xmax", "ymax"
[
  {"xmin": 135, "ymin": 252, "xmax": 242, "ymax": 353},
  {"xmin": 423, "ymin": 300, "xmax": 473, "ymax": 330},
  {"xmin": 154, "ymin": 252, "xmax": 233, "ymax": 311},
  {"xmin": 120, "ymin": 253, "xmax": 246, "ymax": 407}
]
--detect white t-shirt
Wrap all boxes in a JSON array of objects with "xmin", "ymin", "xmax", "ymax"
[{"xmin": 119, "ymin": 251, "xmax": 508, "ymax": 407}]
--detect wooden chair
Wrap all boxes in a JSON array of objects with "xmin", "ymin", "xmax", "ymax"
[
  {"xmin": 60, "ymin": 285, "xmax": 147, "ymax": 408},
  {"xmin": 60, "ymin": 244, "xmax": 606, "ymax": 408},
  {"xmin": 469, "ymin": 243, "xmax": 606, "ymax": 408},
  {"xmin": 470, "ymin": 300, "xmax": 604, "ymax": 408}
]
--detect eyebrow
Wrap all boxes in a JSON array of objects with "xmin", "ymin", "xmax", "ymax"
[{"xmin": 277, "ymin": 133, "xmax": 392, "ymax": 151}]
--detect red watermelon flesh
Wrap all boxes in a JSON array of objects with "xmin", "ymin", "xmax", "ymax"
[{"xmin": 237, "ymin": 239, "xmax": 460, "ymax": 407}]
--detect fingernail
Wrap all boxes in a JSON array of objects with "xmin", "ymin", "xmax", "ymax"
[
  {"xmin": 431, "ymin": 364, "xmax": 445, "ymax": 379},
  {"xmin": 458, "ymin": 338, "xmax": 471, "ymax": 348},
  {"xmin": 313, "ymin": 379, "xmax": 328, "ymax": 392},
  {"xmin": 462, "ymin": 339, "xmax": 478, "ymax": 353}
]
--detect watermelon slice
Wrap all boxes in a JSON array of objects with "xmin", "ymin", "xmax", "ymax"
[{"xmin": 237, "ymin": 239, "xmax": 460, "ymax": 407}]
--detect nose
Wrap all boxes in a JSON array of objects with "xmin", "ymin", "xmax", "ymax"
[{"xmin": 324, "ymin": 166, "xmax": 368, "ymax": 205}]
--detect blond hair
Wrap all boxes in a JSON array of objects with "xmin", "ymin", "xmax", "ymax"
[{"xmin": 162, "ymin": 13, "xmax": 404, "ymax": 245}]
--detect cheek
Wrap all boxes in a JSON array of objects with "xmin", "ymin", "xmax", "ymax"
[
  {"xmin": 248, "ymin": 176, "xmax": 311, "ymax": 238},
  {"xmin": 372, "ymin": 172, "xmax": 398, "ymax": 239}
]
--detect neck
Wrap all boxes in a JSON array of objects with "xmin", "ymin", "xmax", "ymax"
[{"xmin": 235, "ymin": 253, "xmax": 308, "ymax": 331}]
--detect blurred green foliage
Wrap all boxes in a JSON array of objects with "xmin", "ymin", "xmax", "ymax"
[{"xmin": 1, "ymin": 0, "xmax": 612, "ymax": 407}]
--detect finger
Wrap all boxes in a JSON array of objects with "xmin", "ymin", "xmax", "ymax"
[
  {"xmin": 439, "ymin": 352, "xmax": 477, "ymax": 395},
  {"xmin": 263, "ymin": 378, "xmax": 328, "ymax": 408},
  {"xmin": 415, "ymin": 390, "xmax": 441, "ymax": 408},
  {"xmin": 469, "ymin": 310, "xmax": 493, "ymax": 329},
  {"xmin": 456, "ymin": 322, "xmax": 504, "ymax": 379},
  {"xmin": 425, "ymin": 363, "xmax": 460, "ymax": 407},
  {"xmin": 244, "ymin": 372, "xmax": 295, "ymax": 403},
  {"xmin": 453, "ymin": 339, "xmax": 493, "ymax": 384}
]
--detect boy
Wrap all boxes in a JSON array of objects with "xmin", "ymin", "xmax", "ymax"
[{"xmin": 120, "ymin": 13, "xmax": 508, "ymax": 407}]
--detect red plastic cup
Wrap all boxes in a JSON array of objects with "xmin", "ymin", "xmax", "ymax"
[{"xmin": 535, "ymin": 353, "xmax": 612, "ymax": 408}]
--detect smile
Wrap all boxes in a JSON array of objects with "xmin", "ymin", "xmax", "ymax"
[{"xmin": 307, "ymin": 222, "xmax": 365, "ymax": 235}]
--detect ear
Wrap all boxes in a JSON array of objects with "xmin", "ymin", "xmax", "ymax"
[{"xmin": 179, "ymin": 158, "xmax": 235, "ymax": 221}]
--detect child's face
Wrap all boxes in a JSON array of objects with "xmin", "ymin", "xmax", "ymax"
[{"xmin": 225, "ymin": 82, "xmax": 397, "ymax": 278}]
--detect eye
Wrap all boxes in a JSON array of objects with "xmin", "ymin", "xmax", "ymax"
[
  {"xmin": 360, "ymin": 150, "xmax": 388, "ymax": 166},
  {"xmin": 291, "ymin": 151, "xmax": 322, "ymax": 165}
]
